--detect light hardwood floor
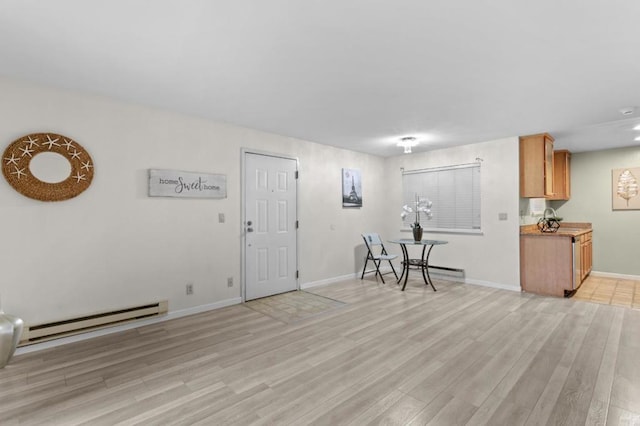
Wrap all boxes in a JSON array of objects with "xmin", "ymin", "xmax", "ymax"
[{"xmin": 2, "ymin": 277, "xmax": 640, "ymax": 425}]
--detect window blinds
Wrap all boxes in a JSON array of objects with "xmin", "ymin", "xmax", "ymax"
[{"xmin": 402, "ymin": 163, "xmax": 481, "ymax": 231}]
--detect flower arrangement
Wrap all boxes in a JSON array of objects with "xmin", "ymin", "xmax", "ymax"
[{"xmin": 401, "ymin": 193, "xmax": 433, "ymax": 229}]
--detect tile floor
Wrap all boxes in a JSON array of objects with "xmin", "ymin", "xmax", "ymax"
[
  {"xmin": 574, "ymin": 275, "xmax": 640, "ymax": 309},
  {"xmin": 244, "ymin": 290, "xmax": 347, "ymax": 323}
]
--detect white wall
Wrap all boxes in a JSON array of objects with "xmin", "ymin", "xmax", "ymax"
[
  {"xmin": 0, "ymin": 77, "xmax": 523, "ymax": 328},
  {"xmin": 0, "ymin": 77, "xmax": 388, "ymax": 324},
  {"xmin": 519, "ymin": 197, "xmax": 550, "ymax": 225},
  {"xmin": 383, "ymin": 138, "xmax": 521, "ymax": 290}
]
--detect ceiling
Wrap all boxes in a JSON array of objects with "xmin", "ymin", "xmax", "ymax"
[{"xmin": 1, "ymin": 1, "xmax": 640, "ymax": 157}]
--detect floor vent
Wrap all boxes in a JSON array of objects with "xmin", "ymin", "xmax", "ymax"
[{"xmin": 19, "ymin": 301, "xmax": 168, "ymax": 346}]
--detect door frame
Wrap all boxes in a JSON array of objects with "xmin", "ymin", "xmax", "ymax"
[{"xmin": 241, "ymin": 148, "xmax": 300, "ymax": 302}]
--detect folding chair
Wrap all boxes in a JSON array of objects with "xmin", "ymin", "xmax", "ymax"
[{"xmin": 361, "ymin": 233, "xmax": 399, "ymax": 284}]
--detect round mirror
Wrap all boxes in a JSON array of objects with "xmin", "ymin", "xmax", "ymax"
[{"xmin": 29, "ymin": 152, "xmax": 72, "ymax": 183}]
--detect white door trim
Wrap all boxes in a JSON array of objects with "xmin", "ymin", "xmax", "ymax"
[{"xmin": 241, "ymin": 148, "xmax": 299, "ymax": 302}]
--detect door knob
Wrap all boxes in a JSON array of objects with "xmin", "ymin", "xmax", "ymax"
[{"xmin": 247, "ymin": 227, "xmax": 254, "ymax": 232}]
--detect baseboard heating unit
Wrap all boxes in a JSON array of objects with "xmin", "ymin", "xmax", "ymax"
[
  {"xmin": 19, "ymin": 301, "xmax": 168, "ymax": 346},
  {"xmin": 428, "ymin": 265, "xmax": 465, "ymax": 280}
]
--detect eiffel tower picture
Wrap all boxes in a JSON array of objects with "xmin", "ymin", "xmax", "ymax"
[{"xmin": 342, "ymin": 168, "xmax": 362, "ymax": 207}]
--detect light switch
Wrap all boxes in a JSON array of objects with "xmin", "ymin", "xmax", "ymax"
[
  {"xmin": 218, "ymin": 213, "xmax": 225, "ymax": 223},
  {"xmin": 498, "ymin": 212, "xmax": 508, "ymax": 221}
]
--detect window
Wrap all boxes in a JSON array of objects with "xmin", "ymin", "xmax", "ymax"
[{"xmin": 402, "ymin": 163, "xmax": 481, "ymax": 232}]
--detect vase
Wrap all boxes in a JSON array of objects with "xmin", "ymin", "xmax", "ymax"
[
  {"xmin": 412, "ymin": 225, "xmax": 423, "ymax": 242},
  {"xmin": 0, "ymin": 313, "xmax": 23, "ymax": 369}
]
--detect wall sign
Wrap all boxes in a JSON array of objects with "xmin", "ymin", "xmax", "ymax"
[{"xmin": 149, "ymin": 169, "xmax": 227, "ymax": 199}]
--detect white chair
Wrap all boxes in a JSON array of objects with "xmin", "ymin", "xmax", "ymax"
[{"xmin": 361, "ymin": 233, "xmax": 399, "ymax": 284}]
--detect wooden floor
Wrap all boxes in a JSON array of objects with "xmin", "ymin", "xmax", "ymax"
[{"xmin": 2, "ymin": 276, "xmax": 640, "ymax": 425}]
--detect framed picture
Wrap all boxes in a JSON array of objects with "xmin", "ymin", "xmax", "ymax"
[
  {"xmin": 342, "ymin": 168, "xmax": 362, "ymax": 208},
  {"xmin": 612, "ymin": 167, "xmax": 640, "ymax": 210}
]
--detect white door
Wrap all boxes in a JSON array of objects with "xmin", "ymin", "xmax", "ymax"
[{"xmin": 244, "ymin": 153, "xmax": 298, "ymax": 301}]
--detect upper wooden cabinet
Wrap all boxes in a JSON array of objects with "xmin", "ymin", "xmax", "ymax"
[
  {"xmin": 520, "ymin": 133, "xmax": 555, "ymax": 197},
  {"xmin": 549, "ymin": 150, "xmax": 571, "ymax": 200}
]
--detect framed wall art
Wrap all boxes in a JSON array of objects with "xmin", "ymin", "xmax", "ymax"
[
  {"xmin": 612, "ymin": 167, "xmax": 640, "ymax": 210},
  {"xmin": 342, "ymin": 168, "xmax": 362, "ymax": 208}
]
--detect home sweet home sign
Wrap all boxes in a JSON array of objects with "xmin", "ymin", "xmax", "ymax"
[{"xmin": 149, "ymin": 169, "xmax": 227, "ymax": 199}]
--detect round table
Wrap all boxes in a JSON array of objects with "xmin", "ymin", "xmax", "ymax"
[{"xmin": 389, "ymin": 239, "xmax": 448, "ymax": 291}]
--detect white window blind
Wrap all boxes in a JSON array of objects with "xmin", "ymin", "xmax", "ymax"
[{"xmin": 402, "ymin": 163, "xmax": 481, "ymax": 231}]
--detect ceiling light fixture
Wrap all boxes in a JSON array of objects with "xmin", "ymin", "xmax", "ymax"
[
  {"xmin": 397, "ymin": 136, "xmax": 418, "ymax": 154},
  {"xmin": 635, "ymin": 136, "xmax": 640, "ymax": 141},
  {"xmin": 634, "ymin": 124, "xmax": 640, "ymax": 131}
]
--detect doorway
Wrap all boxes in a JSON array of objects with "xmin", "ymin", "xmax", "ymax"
[{"xmin": 243, "ymin": 152, "xmax": 298, "ymax": 301}]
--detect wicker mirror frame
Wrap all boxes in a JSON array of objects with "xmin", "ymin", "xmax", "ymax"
[{"xmin": 2, "ymin": 132, "xmax": 94, "ymax": 202}]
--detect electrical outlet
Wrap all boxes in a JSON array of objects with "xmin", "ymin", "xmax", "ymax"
[
  {"xmin": 227, "ymin": 277, "xmax": 233, "ymax": 287},
  {"xmin": 498, "ymin": 212, "xmax": 508, "ymax": 221},
  {"xmin": 186, "ymin": 283, "xmax": 193, "ymax": 295}
]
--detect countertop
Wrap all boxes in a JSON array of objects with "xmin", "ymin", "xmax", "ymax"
[{"xmin": 520, "ymin": 222, "xmax": 592, "ymax": 238}]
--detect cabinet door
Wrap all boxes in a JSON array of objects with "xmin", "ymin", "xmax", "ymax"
[
  {"xmin": 581, "ymin": 242, "xmax": 588, "ymax": 281},
  {"xmin": 520, "ymin": 234, "xmax": 573, "ymax": 297},
  {"xmin": 544, "ymin": 137, "xmax": 554, "ymax": 196},
  {"xmin": 574, "ymin": 236, "xmax": 582, "ymax": 288},
  {"xmin": 580, "ymin": 232, "xmax": 593, "ymax": 281},
  {"xmin": 520, "ymin": 133, "xmax": 555, "ymax": 198},
  {"xmin": 550, "ymin": 150, "xmax": 571, "ymax": 200}
]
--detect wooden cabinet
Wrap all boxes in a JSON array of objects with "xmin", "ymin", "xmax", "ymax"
[
  {"xmin": 520, "ymin": 233, "xmax": 574, "ymax": 297},
  {"xmin": 520, "ymin": 133, "xmax": 555, "ymax": 198},
  {"xmin": 580, "ymin": 231, "xmax": 593, "ymax": 281},
  {"xmin": 520, "ymin": 224, "xmax": 593, "ymax": 297},
  {"xmin": 549, "ymin": 150, "xmax": 571, "ymax": 201}
]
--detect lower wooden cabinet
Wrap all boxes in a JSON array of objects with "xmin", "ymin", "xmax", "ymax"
[
  {"xmin": 520, "ymin": 228, "xmax": 593, "ymax": 297},
  {"xmin": 520, "ymin": 234, "xmax": 574, "ymax": 297},
  {"xmin": 580, "ymin": 231, "xmax": 593, "ymax": 281}
]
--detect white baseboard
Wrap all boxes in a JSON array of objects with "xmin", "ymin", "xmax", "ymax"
[
  {"xmin": 301, "ymin": 273, "xmax": 358, "ymax": 289},
  {"xmin": 427, "ymin": 273, "xmax": 462, "ymax": 283},
  {"xmin": 590, "ymin": 270, "xmax": 640, "ymax": 281},
  {"xmin": 462, "ymin": 277, "xmax": 521, "ymax": 292},
  {"xmin": 301, "ymin": 265, "xmax": 404, "ymax": 290},
  {"xmin": 300, "ymin": 269, "xmax": 521, "ymax": 294},
  {"xmin": 14, "ymin": 297, "xmax": 242, "ymax": 355},
  {"xmin": 425, "ymin": 269, "xmax": 520, "ymax": 292}
]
